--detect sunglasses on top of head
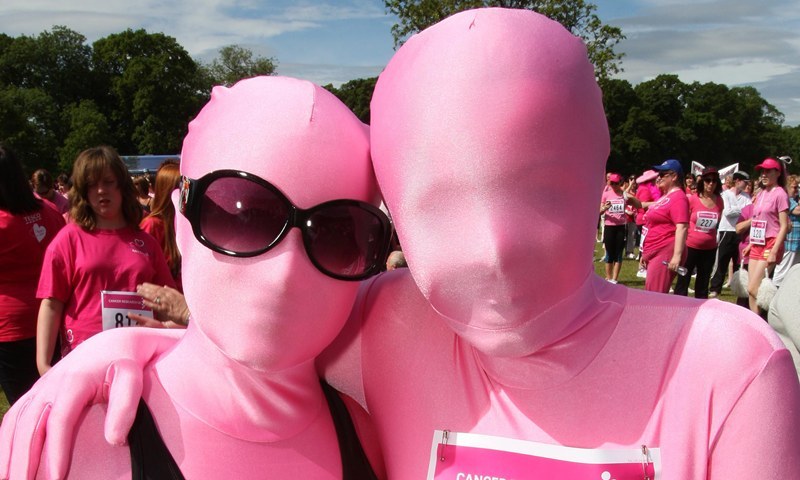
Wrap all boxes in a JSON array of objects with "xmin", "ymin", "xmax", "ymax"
[{"xmin": 179, "ymin": 170, "xmax": 393, "ymax": 281}]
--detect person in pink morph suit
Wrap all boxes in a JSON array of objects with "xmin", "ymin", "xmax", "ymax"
[
  {"xmin": 0, "ymin": 76, "xmax": 389, "ymax": 479},
  {"xmin": 3, "ymin": 8, "xmax": 800, "ymax": 480}
]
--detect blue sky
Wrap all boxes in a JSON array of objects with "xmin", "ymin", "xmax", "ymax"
[{"xmin": 1, "ymin": 0, "xmax": 798, "ymax": 125}]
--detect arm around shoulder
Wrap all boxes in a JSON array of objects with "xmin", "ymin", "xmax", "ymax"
[{"xmin": 707, "ymin": 348, "xmax": 800, "ymax": 478}]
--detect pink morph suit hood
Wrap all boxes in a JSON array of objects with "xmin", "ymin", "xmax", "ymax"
[
  {"xmin": 370, "ymin": 8, "xmax": 610, "ymax": 356},
  {"xmin": 177, "ymin": 76, "xmax": 377, "ymax": 373},
  {"xmin": 155, "ymin": 76, "xmax": 381, "ymax": 446}
]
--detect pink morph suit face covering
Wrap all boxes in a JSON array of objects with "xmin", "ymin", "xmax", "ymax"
[
  {"xmin": 370, "ymin": 8, "xmax": 609, "ymax": 357},
  {"xmin": 177, "ymin": 76, "xmax": 379, "ymax": 372},
  {"xmin": 349, "ymin": 8, "xmax": 800, "ymax": 479}
]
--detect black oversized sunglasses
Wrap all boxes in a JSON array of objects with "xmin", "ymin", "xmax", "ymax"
[{"xmin": 179, "ymin": 170, "xmax": 393, "ymax": 281}]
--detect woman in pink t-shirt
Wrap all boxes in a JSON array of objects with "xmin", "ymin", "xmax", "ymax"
[
  {"xmin": 627, "ymin": 159, "xmax": 689, "ymax": 293},
  {"xmin": 36, "ymin": 146, "xmax": 175, "ymax": 374},
  {"xmin": 140, "ymin": 161, "xmax": 182, "ymax": 290},
  {"xmin": 746, "ymin": 158, "xmax": 790, "ymax": 313},
  {"xmin": 599, "ymin": 173, "xmax": 627, "ymax": 283},
  {"xmin": 674, "ymin": 167, "xmax": 724, "ymax": 298},
  {"xmin": 0, "ymin": 145, "xmax": 66, "ymax": 405}
]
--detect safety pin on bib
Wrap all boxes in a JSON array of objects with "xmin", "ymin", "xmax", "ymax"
[
  {"xmin": 439, "ymin": 430, "xmax": 450, "ymax": 462},
  {"xmin": 641, "ymin": 445, "xmax": 652, "ymax": 480}
]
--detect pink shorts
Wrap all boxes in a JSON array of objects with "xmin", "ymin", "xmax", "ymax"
[{"xmin": 749, "ymin": 237, "xmax": 784, "ymax": 262}]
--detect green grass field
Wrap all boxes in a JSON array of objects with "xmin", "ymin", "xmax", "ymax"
[
  {"xmin": 591, "ymin": 243, "xmax": 739, "ymax": 304},
  {"xmin": 0, "ymin": 243, "xmax": 743, "ymax": 425}
]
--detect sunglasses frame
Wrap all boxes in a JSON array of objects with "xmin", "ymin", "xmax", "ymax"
[{"xmin": 180, "ymin": 169, "xmax": 393, "ymax": 281}]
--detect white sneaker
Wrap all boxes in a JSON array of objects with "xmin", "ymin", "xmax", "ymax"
[
  {"xmin": 607, "ymin": 279, "xmax": 618, "ymax": 284},
  {"xmin": 636, "ymin": 268, "xmax": 647, "ymax": 279},
  {"xmin": 627, "ymin": 253, "xmax": 636, "ymax": 259},
  {"xmin": 709, "ymin": 292, "xmax": 718, "ymax": 298}
]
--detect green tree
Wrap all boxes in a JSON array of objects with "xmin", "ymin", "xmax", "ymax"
[
  {"xmin": 58, "ymin": 100, "xmax": 112, "ymax": 172},
  {"xmin": 631, "ymin": 74, "xmax": 692, "ymax": 161},
  {"xmin": 384, "ymin": 0, "xmax": 625, "ymax": 79},
  {"xmin": 324, "ymin": 77, "xmax": 377, "ymax": 124},
  {"xmin": 0, "ymin": 27, "xmax": 95, "ymax": 111},
  {"xmin": 203, "ymin": 45, "xmax": 277, "ymax": 88},
  {"xmin": 92, "ymin": 29, "xmax": 206, "ymax": 154},
  {"xmin": 778, "ymin": 125, "xmax": 800, "ymax": 170},
  {"xmin": 682, "ymin": 84, "xmax": 783, "ymax": 169},
  {"xmin": 0, "ymin": 86, "xmax": 59, "ymax": 172},
  {"xmin": 598, "ymin": 77, "xmax": 638, "ymax": 173}
]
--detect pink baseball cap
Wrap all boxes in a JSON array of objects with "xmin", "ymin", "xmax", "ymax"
[
  {"xmin": 608, "ymin": 173, "xmax": 622, "ymax": 183},
  {"xmin": 755, "ymin": 158, "xmax": 783, "ymax": 171},
  {"xmin": 636, "ymin": 170, "xmax": 658, "ymax": 184}
]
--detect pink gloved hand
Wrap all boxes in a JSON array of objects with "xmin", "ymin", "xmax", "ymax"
[{"xmin": 0, "ymin": 328, "xmax": 181, "ymax": 479}]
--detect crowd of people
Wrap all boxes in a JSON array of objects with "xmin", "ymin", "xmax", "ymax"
[
  {"xmin": 0, "ymin": 145, "xmax": 180, "ymax": 405},
  {"xmin": 599, "ymin": 156, "xmax": 798, "ymax": 316}
]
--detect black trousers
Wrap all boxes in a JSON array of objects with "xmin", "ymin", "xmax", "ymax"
[
  {"xmin": 675, "ymin": 246, "xmax": 717, "ymax": 298},
  {"xmin": 603, "ymin": 225, "xmax": 626, "ymax": 263},
  {"xmin": 710, "ymin": 231, "xmax": 740, "ymax": 294},
  {"xmin": 0, "ymin": 337, "xmax": 39, "ymax": 406}
]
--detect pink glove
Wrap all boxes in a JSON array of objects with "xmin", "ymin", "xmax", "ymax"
[{"xmin": 0, "ymin": 328, "xmax": 181, "ymax": 479}]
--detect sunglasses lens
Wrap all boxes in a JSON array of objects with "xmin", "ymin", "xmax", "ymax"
[
  {"xmin": 199, "ymin": 176, "xmax": 289, "ymax": 254},
  {"xmin": 305, "ymin": 204, "xmax": 386, "ymax": 278}
]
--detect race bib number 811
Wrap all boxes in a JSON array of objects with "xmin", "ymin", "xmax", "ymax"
[
  {"xmin": 101, "ymin": 290, "xmax": 153, "ymax": 330},
  {"xmin": 427, "ymin": 430, "xmax": 660, "ymax": 480}
]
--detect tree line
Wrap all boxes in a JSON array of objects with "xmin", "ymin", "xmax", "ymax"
[
  {"xmin": 0, "ymin": 27, "xmax": 276, "ymax": 174},
  {"xmin": 2, "ymin": 2, "xmax": 798, "ymax": 178}
]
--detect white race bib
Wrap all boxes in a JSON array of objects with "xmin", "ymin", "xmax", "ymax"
[
  {"xmin": 427, "ymin": 430, "xmax": 661, "ymax": 480},
  {"xmin": 750, "ymin": 220, "xmax": 767, "ymax": 245},
  {"xmin": 101, "ymin": 291, "xmax": 153, "ymax": 330},
  {"xmin": 608, "ymin": 199, "xmax": 625, "ymax": 215},
  {"xmin": 695, "ymin": 211, "xmax": 719, "ymax": 233},
  {"xmin": 640, "ymin": 226, "xmax": 648, "ymax": 249}
]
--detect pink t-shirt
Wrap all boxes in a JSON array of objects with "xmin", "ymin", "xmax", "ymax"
[
  {"xmin": 0, "ymin": 204, "xmax": 65, "ymax": 341},
  {"xmin": 686, "ymin": 194, "xmax": 724, "ymax": 250},
  {"xmin": 39, "ymin": 192, "xmax": 70, "ymax": 215},
  {"xmin": 634, "ymin": 184, "xmax": 654, "ymax": 225},
  {"xmin": 140, "ymin": 215, "xmax": 182, "ymax": 291},
  {"xmin": 601, "ymin": 188, "xmax": 626, "ymax": 226},
  {"xmin": 642, "ymin": 189, "xmax": 690, "ymax": 253},
  {"xmin": 140, "ymin": 215, "xmax": 166, "ymax": 257},
  {"xmin": 37, "ymin": 223, "xmax": 175, "ymax": 354},
  {"xmin": 752, "ymin": 186, "xmax": 789, "ymax": 239},
  {"xmin": 738, "ymin": 204, "xmax": 753, "ymax": 265}
]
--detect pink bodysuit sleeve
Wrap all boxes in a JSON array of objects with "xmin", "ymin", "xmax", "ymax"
[
  {"xmin": 708, "ymin": 348, "xmax": 800, "ymax": 478},
  {"xmin": 317, "ymin": 279, "xmax": 378, "ymax": 410},
  {"xmin": 0, "ymin": 328, "xmax": 182, "ymax": 480}
]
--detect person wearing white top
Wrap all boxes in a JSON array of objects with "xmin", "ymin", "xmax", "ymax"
[{"xmin": 710, "ymin": 171, "xmax": 752, "ymax": 296}]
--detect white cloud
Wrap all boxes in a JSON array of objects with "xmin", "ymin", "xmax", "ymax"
[{"xmin": 605, "ymin": 0, "xmax": 800, "ymax": 124}]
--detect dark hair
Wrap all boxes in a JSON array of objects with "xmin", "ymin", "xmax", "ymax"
[
  {"xmin": 143, "ymin": 160, "xmax": 182, "ymax": 277},
  {"xmin": 777, "ymin": 163, "xmax": 788, "ymax": 190},
  {"xmin": 133, "ymin": 176, "xmax": 150, "ymax": 197},
  {"xmin": 698, "ymin": 174, "xmax": 722, "ymax": 198},
  {"xmin": 0, "ymin": 144, "xmax": 43, "ymax": 214},
  {"xmin": 69, "ymin": 146, "xmax": 142, "ymax": 230},
  {"xmin": 57, "ymin": 173, "xmax": 71, "ymax": 189},
  {"xmin": 31, "ymin": 169, "xmax": 55, "ymax": 195}
]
